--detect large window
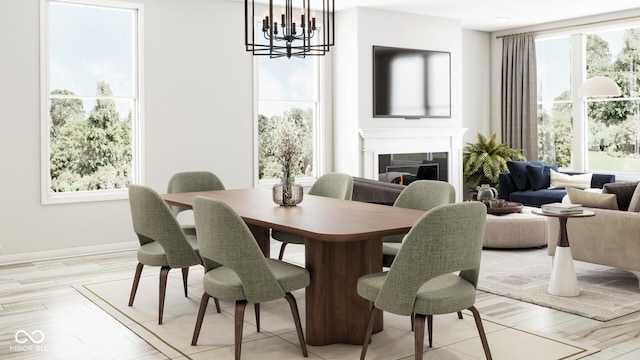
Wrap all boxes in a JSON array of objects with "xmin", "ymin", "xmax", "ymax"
[
  {"xmin": 256, "ymin": 55, "xmax": 321, "ymax": 183},
  {"xmin": 41, "ymin": 0, "xmax": 142, "ymax": 204},
  {"xmin": 536, "ymin": 23, "xmax": 640, "ymax": 178}
]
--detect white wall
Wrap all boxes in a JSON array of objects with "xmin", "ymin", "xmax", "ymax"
[
  {"xmin": 0, "ymin": 0, "xmax": 254, "ymax": 261},
  {"xmin": 461, "ymin": 29, "xmax": 491, "ymax": 146},
  {"xmin": 332, "ymin": 8, "xmax": 468, "ymax": 175}
]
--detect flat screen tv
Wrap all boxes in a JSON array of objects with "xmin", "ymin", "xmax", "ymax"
[{"xmin": 373, "ymin": 46, "xmax": 451, "ymax": 119}]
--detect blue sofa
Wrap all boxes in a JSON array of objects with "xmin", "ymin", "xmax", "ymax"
[{"xmin": 498, "ymin": 170, "xmax": 615, "ymax": 208}]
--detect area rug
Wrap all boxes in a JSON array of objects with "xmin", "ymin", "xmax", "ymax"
[
  {"xmin": 479, "ymin": 248, "xmax": 640, "ymax": 322},
  {"xmin": 75, "ymin": 268, "xmax": 597, "ymax": 360}
]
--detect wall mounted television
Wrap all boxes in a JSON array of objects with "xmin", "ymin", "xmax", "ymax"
[{"xmin": 372, "ymin": 46, "xmax": 451, "ymax": 119}]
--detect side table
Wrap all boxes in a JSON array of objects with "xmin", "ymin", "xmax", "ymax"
[{"xmin": 532, "ymin": 209, "xmax": 595, "ymax": 297}]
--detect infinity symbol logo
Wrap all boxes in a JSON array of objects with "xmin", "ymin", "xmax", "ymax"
[{"xmin": 15, "ymin": 330, "xmax": 45, "ymax": 344}]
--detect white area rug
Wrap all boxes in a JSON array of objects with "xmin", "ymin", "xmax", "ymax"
[
  {"xmin": 479, "ymin": 248, "xmax": 640, "ymax": 321},
  {"xmin": 76, "ymin": 267, "xmax": 597, "ymax": 360}
]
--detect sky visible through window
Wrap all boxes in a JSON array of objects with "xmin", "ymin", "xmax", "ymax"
[{"xmin": 49, "ymin": 2, "xmax": 134, "ymax": 99}]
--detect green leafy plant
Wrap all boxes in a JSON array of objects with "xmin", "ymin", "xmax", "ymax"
[{"xmin": 463, "ymin": 133, "xmax": 525, "ymax": 190}]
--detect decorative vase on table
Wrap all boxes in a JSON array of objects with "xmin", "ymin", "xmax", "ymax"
[{"xmin": 272, "ymin": 177, "xmax": 303, "ymax": 206}]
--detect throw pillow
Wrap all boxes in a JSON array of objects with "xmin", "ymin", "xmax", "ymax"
[
  {"xmin": 506, "ymin": 160, "xmax": 544, "ymax": 191},
  {"xmin": 627, "ymin": 184, "xmax": 640, "ymax": 212},
  {"xmin": 549, "ymin": 169, "xmax": 592, "ymax": 189},
  {"xmin": 566, "ymin": 187, "xmax": 619, "ymax": 210},
  {"xmin": 525, "ymin": 164, "xmax": 558, "ymax": 190},
  {"xmin": 602, "ymin": 182, "xmax": 640, "ymax": 211}
]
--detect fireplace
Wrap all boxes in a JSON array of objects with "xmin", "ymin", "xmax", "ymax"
[
  {"xmin": 359, "ymin": 128, "xmax": 467, "ymax": 202},
  {"xmin": 378, "ymin": 152, "xmax": 448, "ymax": 183}
]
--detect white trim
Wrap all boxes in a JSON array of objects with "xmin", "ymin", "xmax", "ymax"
[
  {"xmin": 40, "ymin": 0, "xmax": 144, "ymax": 205},
  {"xmin": 0, "ymin": 241, "xmax": 138, "ymax": 266}
]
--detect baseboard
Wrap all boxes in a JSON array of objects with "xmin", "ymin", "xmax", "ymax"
[{"xmin": 0, "ymin": 241, "xmax": 138, "ymax": 265}]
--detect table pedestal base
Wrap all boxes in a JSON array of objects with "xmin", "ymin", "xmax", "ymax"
[{"xmin": 548, "ymin": 246, "xmax": 580, "ymax": 297}]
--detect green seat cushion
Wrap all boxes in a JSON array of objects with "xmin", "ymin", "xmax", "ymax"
[
  {"xmin": 271, "ymin": 229, "xmax": 305, "ymax": 245},
  {"xmin": 203, "ymin": 258, "xmax": 309, "ymax": 302}
]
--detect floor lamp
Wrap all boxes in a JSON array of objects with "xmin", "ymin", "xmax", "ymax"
[{"xmin": 576, "ymin": 75, "xmax": 621, "ymax": 169}]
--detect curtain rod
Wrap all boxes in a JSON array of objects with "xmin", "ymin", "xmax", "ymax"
[{"xmin": 495, "ymin": 14, "xmax": 640, "ymax": 39}]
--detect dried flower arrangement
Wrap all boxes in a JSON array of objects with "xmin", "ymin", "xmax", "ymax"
[{"xmin": 271, "ymin": 120, "xmax": 303, "ymax": 180}]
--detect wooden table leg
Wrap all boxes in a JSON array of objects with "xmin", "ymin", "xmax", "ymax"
[{"xmin": 304, "ymin": 236, "xmax": 384, "ymax": 345}]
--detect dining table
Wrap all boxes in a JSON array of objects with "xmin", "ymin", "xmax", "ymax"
[{"xmin": 162, "ymin": 188, "xmax": 425, "ymax": 346}]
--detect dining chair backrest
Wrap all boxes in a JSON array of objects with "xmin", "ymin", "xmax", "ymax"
[
  {"xmin": 128, "ymin": 184, "xmax": 201, "ymax": 268},
  {"xmin": 393, "ymin": 180, "xmax": 455, "ymax": 210},
  {"xmin": 308, "ymin": 173, "xmax": 353, "ymax": 200},
  {"xmin": 167, "ymin": 171, "xmax": 225, "ymax": 216},
  {"xmin": 193, "ymin": 196, "xmax": 285, "ymax": 303},
  {"xmin": 375, "ymin": 201, "xmax": 486, "ymax": 316}
]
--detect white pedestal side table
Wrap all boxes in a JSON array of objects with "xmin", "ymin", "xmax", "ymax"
[{"xmin": 532, "ymin": 209, "xmax": 595, "ymax": 297}]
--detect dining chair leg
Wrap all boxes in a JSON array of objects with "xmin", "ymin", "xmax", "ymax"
[
  {"xmin": 360, "ymin": 306, "xmax": 377, "ymax": 360},
  {"xmin": 469, "ymin": 306, "xmax": 492, "ymax": 360},
  {"xmin": 213, "ymin": 297, "xmax": 221, "ymax": 313},
  {"xmin": 427, "ymin": 314, "xmax": 433, "ymax": 348},
  {"xmin": 181, "ymin": 267, "xmax": 189, "ymax": 297},
  {"xmin": 235, "ymin": 300, "xmax": 248, "ymax": 360},
  {"xmin": 457, "ymin": 311, "xmax": 463, "ymax": 319},
  {"xmin": 414, "ymin": 314, "xmax": 426, "ymax": 360},
  {"xmin": 158, "ymin": 266, "xmax": 170, "ymax": 325},
  {"xmin": 284, "ymin": 292, "xmax": 308, "ymax": 357},
  {"xmin": 278, "ymin": 243, "xmax": 288, "ymax": 260},
  {"xmin": 410, "ymin": 313, "xmax": 415, "ymax": 331},
  {"xmin": 128, "ymin": 262, "xmax": 144, "ymax": 306},
  {"xmin": 254, "ymin": 303, "xmax": 260, "ymax": 332},
  {"xmin": 191, "ymin": 293, "xmax": 210, "ymax": 346}
]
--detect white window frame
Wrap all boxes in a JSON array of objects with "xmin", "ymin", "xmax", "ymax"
[
  {"xmin": 252, "ymin": 53, "xmax": 327, "ymax": 189},
  {"xmin": 40, "ymin": 0, "xmax": 144, "ymax": 204}
]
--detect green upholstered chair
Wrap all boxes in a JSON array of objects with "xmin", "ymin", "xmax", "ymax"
[
  {"xmin": 358, "ymin": 202, "xmax": 491, "ymax": 360},
  {"xmin": 382, "ymin": 180, "xmax": 456, "ymax": 268},
  {"xmin": 167, "ymin": 171, "xmax": 226, "ymax": 235},
  {"xmin": 191, "ymin": 196, "xmax": 310, "ymax": 360},
  {"xmin": 272, "ymin": 172, "xmax": 353, "ymax": 260},
  {"xmin": 127, "ymin": 184, "xmax": 220, "ymax": 325}
]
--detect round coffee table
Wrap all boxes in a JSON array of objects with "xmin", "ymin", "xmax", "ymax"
[{"xmin": 533, "ymin": 209, "xmax": 596, "ymax": 297}]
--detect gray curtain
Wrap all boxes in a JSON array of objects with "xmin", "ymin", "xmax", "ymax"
[{"xmin": 501, "ymin": 34, "xmax": 538, "ymax": 160}]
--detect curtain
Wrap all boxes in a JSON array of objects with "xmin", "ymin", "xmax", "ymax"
[{"xmin": 501, "ymin": 34, "xmax": 538, "ymax": 160}]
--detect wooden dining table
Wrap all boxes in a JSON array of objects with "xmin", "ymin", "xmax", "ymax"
[{"xmin": 162, "ymin": 188, "xmax": 425, "ymax": 346}]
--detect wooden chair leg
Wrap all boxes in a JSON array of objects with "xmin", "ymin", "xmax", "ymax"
[
  {"xmin": 410, "ymin": 313, "xmax": 415, "ymax": 331},
  {"xmin": 181, "ymin": 267, "xmax": 189, "ymax": 297},
  {"xmin": 128, "ymin": 263, "xmax": 144, "ymax": 306},
  {"xmin": 278, "ymin": 242, "xmax": 288, "ymax": 260},
  {"xmin": 427, "ymin": 315, "xmax": 433, "ymax": 348},
  {"xmin": 469, "ymin": 306, "xmax": 492, "ymax": 360},
  {"xmin": 191, "ymin": 293, "xmax": 210, "ymax": 345},
  {"xmin": 457, "ymin": 311, "xmax": 463, "ymax": 319},
  {"xmin": 158, "ymin": 266, "xmax": 170, "ymax": 325},
  {"xmin": 414, "ymin": 314, "xmax": 426, "ymax": 360},
  {"xmin": 214, "ymin": 297, "xmax": 221, "ymax": 313},
  {"xmin": 360, "ymin": 306, "xmax": 377, "ymax": 360},
  {"xmin": 235, "ymin": 300, "xmax": 248, "ymax": 360},
  {"xmin": 254, "ymin": 303, "xmax": 260, "ymax": 332},
  {"xmin": 284, "ymin": 292, "xmax": 308, "ymax": 357}
]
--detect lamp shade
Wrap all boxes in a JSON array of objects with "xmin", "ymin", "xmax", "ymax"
[{"xmin": 577, "ymin": 76, "xmax": 621, "ymax": 98}]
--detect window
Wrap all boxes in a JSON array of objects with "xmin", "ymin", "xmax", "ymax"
[
  {"xmin": 255, "ymin": 54, "xmax": 322, "ymax": 183},
  {"xmin": 536, "ymin": 23, "xmax": 640, "ymax": 178},
  {"xmin": 536, "ymin": 36, "xmax": 573, "ymax": 168},
  {"xmin": 585, "ymin": 27, "xmax": 640, "ymax": 174},
  {"xmin": 41, "ymin": 0, "xmax": 142, "ymax": 204}
]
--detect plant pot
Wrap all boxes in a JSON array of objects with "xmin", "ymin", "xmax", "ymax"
[{"xmin": 272, "ymin": 177, "xmax": 303, "ymax": 206}]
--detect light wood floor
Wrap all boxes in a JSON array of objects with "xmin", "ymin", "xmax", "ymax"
[{"xmin": 2, "ymin": 243, "xmax": 640, "ymax": 359}]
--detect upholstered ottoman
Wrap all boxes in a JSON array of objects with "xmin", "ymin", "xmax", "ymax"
[{"xmin": 483, "ymin": 206, "xmax": 548, "ymax": 248}]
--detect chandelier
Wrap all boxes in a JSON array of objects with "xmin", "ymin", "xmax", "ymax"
[{"xmin": 245, "ymin": 0, "xmax": 334, "ymax": 58}]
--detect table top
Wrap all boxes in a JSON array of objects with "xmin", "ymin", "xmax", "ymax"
[
  {"xmin": 531, "ymin": 209, "xmax": 596, "ymax": 218},
  {"xmin": 162, "ymin": 188, "xmax": 426, "ymax": 242}
]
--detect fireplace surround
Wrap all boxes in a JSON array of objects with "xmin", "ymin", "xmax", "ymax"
[{"xmin": 359, "ymin": 128, "xmax": 467, "ymax": 202}]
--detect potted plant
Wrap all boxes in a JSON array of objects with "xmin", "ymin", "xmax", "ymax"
[{"xmin": 463, "ymin": 133, "xmax": 525, "ymax": 194}]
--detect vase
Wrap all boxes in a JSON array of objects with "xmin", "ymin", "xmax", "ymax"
[{"xmin": 272, "ymin": 177, "xmax": 303, "ymax": 206}]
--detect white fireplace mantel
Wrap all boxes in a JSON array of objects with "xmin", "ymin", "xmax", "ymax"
[{"xmin": 359, "ymin": 127, "xmax": 467, "ymax": 202}]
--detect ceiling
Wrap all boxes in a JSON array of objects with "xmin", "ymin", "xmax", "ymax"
[{"xmin": 334, "ymin": 0, "xmax": 640, "ymax": 32}]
